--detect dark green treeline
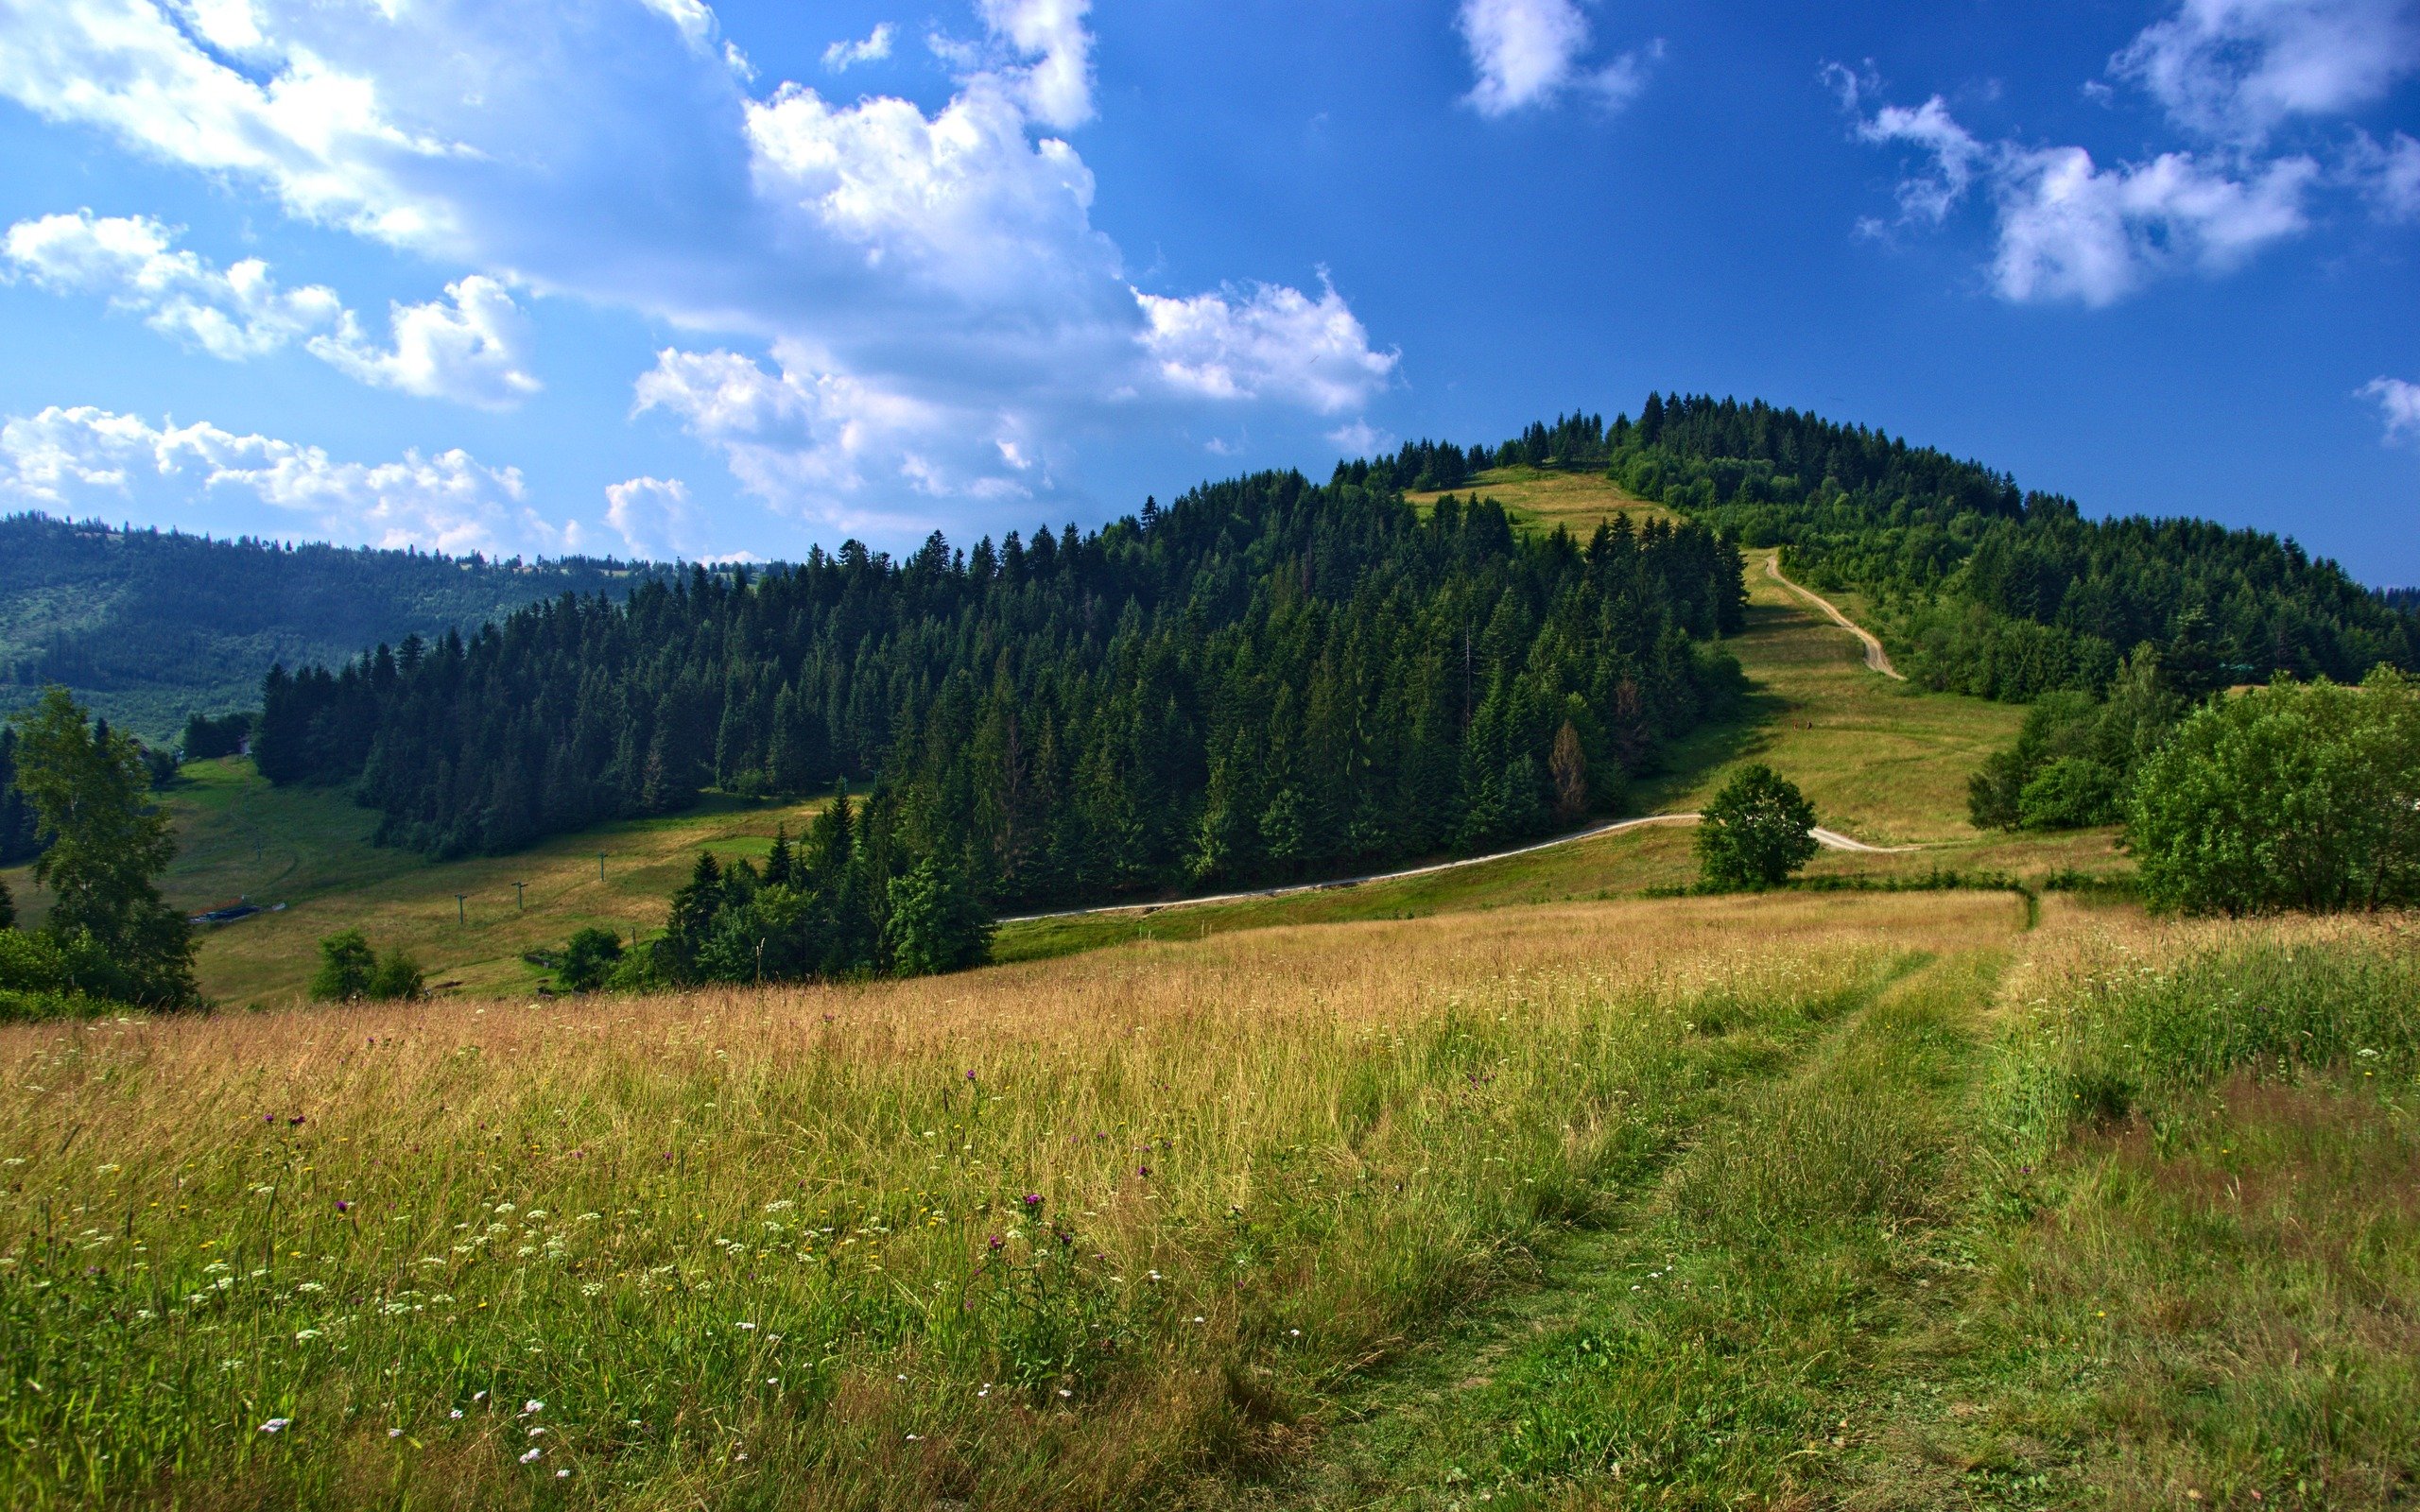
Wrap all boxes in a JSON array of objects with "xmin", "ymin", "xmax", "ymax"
[{"xmin": 259, "ymin": 472, "xmax": 1747, "ymax": 909}]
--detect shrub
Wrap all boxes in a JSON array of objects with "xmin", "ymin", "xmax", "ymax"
[
  {"xmin": 366, "ymin": 947, "xmax": 424, "ymax": 1001},
  {"xmin": 2016, "ymin": 755, "xmax": 2118, "ymax": 830},
  {"xmin": 309, "ymin": 929, "xmax": 376, "ymax": 1001},
  {"xmin": 2126, "ymin": 668, "xmax": 2420, "ymax": 915},
  {"xmin": 1696, "ymin": 764, "xmax": 1819, "ymax": 890},
  {"xmin": 556, "ymin": 927, "xmax": 624, "ymax": 993}
]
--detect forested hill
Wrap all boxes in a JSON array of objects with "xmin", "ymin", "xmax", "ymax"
[
  {"xmin": 261, "ymin": 472, "xmax": 1748, "ymax": 907},
  {"xmin": 0, "ymin": 514, "xmax": 666, "ymax": 740},
  {"xmin": 1350, "ymin": 397, "xmax": 2417, "ymax": 701}
]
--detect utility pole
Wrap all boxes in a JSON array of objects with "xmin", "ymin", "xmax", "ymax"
[
  {"xmin": 597, "ymin": 851, "xmax": 607, "ymax": 883},
  {"xmin": 513, "ymin": 881, "xmax": 526, "ymax": 910},
  {"xmin": 455, "ymin": 894, "xmax": 466, "ymax": 926}
]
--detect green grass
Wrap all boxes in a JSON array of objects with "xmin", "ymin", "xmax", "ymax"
[
  {"xmin": 0, "ymin": 894, "xmax": 1947, "ymax": 1511},
  {"xmin": 3, "ymin": 760, "xmax": 828, "ymax": 1005},
  {"xmin": 1178, "ymin": 910, "xmax": 2420, "ymax": 1512}
]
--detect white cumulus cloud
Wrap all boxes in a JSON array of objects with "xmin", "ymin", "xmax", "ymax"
[
  {"xmin": 309, "ymin": 276, "xmax": 541, "ymax": 409},
  {"xmin": 2362, "ymin": 376, "xmax": 2420, "ymax": 442},
  {"xmin": 2112, "ymin": 0, "xmax": 2420, "ymax": 145},
  {"xmin": 633, "ymin": 345, "xmax": 992, "ymax": 532},
  {"xmin": 974, "ymin": 0, "xmax": 1094, "ymax": 130},
  {"xmin": 0, "ymin": 405, "xmax": 577, "ymax": 555},
  {"xmin": 2347, "ymin": 129, "xmax": 2420, "ymax": 218},
  {"xmin": 1991, "ymin": 146, "xmax": 2316, "ymax": 304},
  {"xmin": 0, "ymin": 0, "xmax": 1394, "ymax": 539},
  {"xmin": 1849, "ymin": 91, "xmax": 2322, "ymax": 304},
  {"xmin": 1854, "ymin": 97, "xmax": 1987, "ymax": 224},
  {"xmin": 605, "ymin": 475, "xmax": 710, "ymax": 559},
  {"xmin": 1135, "ymin": 281, "xmax": 1397, "ymax": 414}
]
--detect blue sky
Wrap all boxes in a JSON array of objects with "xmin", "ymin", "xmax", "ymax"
[{"xmin": 1, "ymin": 0, "xmax": 2415, "ymax": 579}]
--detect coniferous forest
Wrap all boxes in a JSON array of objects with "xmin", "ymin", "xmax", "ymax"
[{"xmin": 259, "ymin": 471, "xmax": 1748, "ymax": 911}]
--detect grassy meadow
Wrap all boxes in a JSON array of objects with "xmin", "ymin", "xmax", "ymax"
[
  {"xmin": 2, "ymin": 761, "xmax": 829, "ymax": 1005},
  {"xmin": 0, "ymin": 892, "xmax": 1979, "ymax": 1509},
  {"xmin": 5, "ymin": 895, "xmax": 2415, "ymax": 1508}
]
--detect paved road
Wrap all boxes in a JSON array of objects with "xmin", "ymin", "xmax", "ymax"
[
  {"xmin": 997, "ymin": 813, "xmax": 1917, "ymax": 925},
  {"xmin": 1765, "ymin": 556, "xmax": 1905, "ymax": 680}
]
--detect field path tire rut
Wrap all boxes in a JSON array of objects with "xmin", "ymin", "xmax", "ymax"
[{"xmin": 1184, "ymin": 944, "xmax": 1993, "ymax": 1511}]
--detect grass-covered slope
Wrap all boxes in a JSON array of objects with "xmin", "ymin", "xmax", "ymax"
[{"xmin": 2, "ymin": 760, "xmax": 827, "ymax": 1003}]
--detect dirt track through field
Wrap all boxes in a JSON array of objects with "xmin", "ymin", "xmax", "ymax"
[
  {"xmin": 1765, "ymin": 555, "xmax": 1905, "ymax": 679},
  {"xmin": 996, "ymin": 814, "xmax": 1919, "ymax": 924}
]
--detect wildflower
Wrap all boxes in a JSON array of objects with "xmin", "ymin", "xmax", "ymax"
[
  {"xmin": 1057, "ymin": 1388, "xmax": 1072, "ymax": 1398},
  {"xmin": 523, "ymin": 1400, "xmax": 544, "ymax": 1414},
  {"xmin": 449, "ymin": 1410, "xmax": 464, "ymax": 1420},
  {"xmin": 473, "ymin": 1391, "xmax": 488, "ymax": 1401},
  {"xmin": 988, "ymin": 1234, "xmax": 1004, "ymax": 1251},
  {"xmin": 520, "ymin": 1448, "xmax": 543, "ymax": 1464},
  {"xmin": 335, "ymin": 1200, "xmax": 350, "ymax": 1212},
  {"xmin": 1022, "ymin": 1193, "xmax": 1044, "ymax": 1211},
  {"xmin": 528, "ymin": 1427, "xmax": 546, "ymax": 1437},
  {"xmin": 260, "ymin": 1418, "xmax": 291, "ymax": 1434},
  {"xmin": 389, "ymin": 1428, "xmax": 403, "ymax": 1438},
  {"xmin": 556, "ymin": 1469, "xmax": 569, "ymax": 1478}
]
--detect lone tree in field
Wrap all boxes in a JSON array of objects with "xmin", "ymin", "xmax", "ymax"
[
  {"xmin": 10, "ymin": 687, "xmax": 198, "ymax": 1007},
  {"xmin": 1696, "ymin": 764, "xmax": 1820, "ymax": 890}
]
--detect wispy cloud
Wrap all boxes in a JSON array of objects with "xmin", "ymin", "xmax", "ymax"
[
  {"xmin": 2362, "ymin": 376, "xmax": 2420, "ymax": 442},
  {"xmin": 0, "ymin": 405, "xmax": 578, "ymax": 554},
  {"xmin": 3, "ymin": 211, "xmax": 540, "ymax": 406},
  {"xmin": 1457, "ymin": 0, "xmax": 1655, "ymax": 116},
  {"xmin": 1834, "ymin": 0, "xmax": 2406, "ymax": 306},
  {"xmin": 822, "ymin": 23, "xmax": 893, "ymax": 72}
]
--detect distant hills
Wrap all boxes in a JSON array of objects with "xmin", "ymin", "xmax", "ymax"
[{"xmin": 0, "ymin": 514, "xmax": 674, "ymax": 740}]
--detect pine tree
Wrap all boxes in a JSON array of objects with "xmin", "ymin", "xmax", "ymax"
[{"xmin": 10, "ymin": 688, "xmax": 198, "ymax": 1007}]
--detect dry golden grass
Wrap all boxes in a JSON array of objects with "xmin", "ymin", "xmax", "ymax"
[
  {"xmin": 0, "ymin": 891, "xmax": 2019, "ymax": 1510},
  {"xmin": 1404, "ymin": 466, "xmax": 1673, "ymax": 538}
]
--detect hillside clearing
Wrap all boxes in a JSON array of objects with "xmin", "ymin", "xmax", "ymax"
[{"xmin": 3, "ymin": 763, "xmax": 829, "ymax": 1004}]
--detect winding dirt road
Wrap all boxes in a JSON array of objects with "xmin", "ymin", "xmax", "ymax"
[
  {"xmin": 997, "ymin": 814, "xmax": 1917, "ymax": 925},
  {"xmin": 1764, "ymin": 556, "xmax": 1904, "ymax": 680}
]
